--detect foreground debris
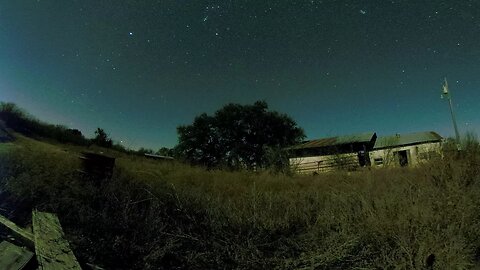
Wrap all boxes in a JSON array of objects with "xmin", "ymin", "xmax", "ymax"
[
  {"xmin": 32, "ymin": 210, "xmax": 82, "ymax": 270},
  {"xmin": 0, "ymin": 241, "xmax": 34, "ymax": 270},
  {"xmin": 0, "ymin": 210, "xmax": 82, "ymax": 270},
  {"xmin": 0, "ymin": 214, "xmax": 34, "ymax": 250}
]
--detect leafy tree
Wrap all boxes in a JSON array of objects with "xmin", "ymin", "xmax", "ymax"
[
  {"xmin": 0, "ymin": 102, "xmax": 32, "ymax": 134},
  {"xmin": 93, "ymin": 128, "xmax": 113, "ymax": 148},
  {"xmin": 137, "ymin": 147, "xmax": 154, "ymax": 155},
  {"xmin": 157, "ymin": 147, "xmax": 174, "ymax": 157},
  {"xmin": 176, "ymin": 113, "xmax": 223, "ymax": 168},
  {"xmin": 176, "ymin": 101, "xmax": 305, "ymax": 169}
]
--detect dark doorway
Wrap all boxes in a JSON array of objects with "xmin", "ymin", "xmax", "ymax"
[
  {"xmin": 397, "ymin": 150, "xmax": 409, "ymax": 167},
  {"xmin": 358, "ymin": 150, "xmax": 369, "ymax": 167}
]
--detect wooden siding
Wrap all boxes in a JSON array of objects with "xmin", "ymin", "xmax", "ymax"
[
  {"xmin": 369, "ymin": 142, "xmax": 442, "ymax": 167},
  {"xmin": 290, "ymin": 153, "xmax": 360, "ymax": 174}
]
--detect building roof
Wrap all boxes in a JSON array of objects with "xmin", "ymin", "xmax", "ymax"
[
  {"xmin": 144, "ymin": 153, "xmax": 174, "ymax": 160},
  {"xmin": 373, "ymin": 131, "xmax": 442, "ymax": 149},
  {"xmin": 289, "ymin": 132, "xmax": 376, "ymax": 150}
]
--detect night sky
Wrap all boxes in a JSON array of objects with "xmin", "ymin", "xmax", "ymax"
[{"xmin": 1, "ymin": 1, "xmax": 479, "ymax": 150}]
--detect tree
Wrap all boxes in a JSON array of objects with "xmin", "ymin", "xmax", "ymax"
[
  {"xmin": 157, "ymin": 147, "xmax": 174, "ymax": 157},
  {"xmin": 93, "ymin": 128, "xmax": 113, "ymax": 148},
  {"xmin": 137, "ymin": 147, "xmax": 154, "ymax": 155},
  {"xmin": 176, "ymin": 113, "xmax": 223, "ymax": 168},
  {"xmin": 176, "ymin": 101, "xmax": 305, "ymax": 169},
  {"xmin": 0, "ymin": 102, "xmax": 32, "ymax": 134}
]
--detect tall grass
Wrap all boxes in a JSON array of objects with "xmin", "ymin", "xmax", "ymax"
[{"xmin": 1, "ymin": 135, "xmax": 480, "ymax": 269}]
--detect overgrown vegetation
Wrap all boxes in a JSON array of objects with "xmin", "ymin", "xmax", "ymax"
[
  {"xmin": 2, "ymin": 102, "xmax": 480, "ymax": 268},
  {"xmin": 1, "ymin": 134, "xmax": 480, "ymax": 269}
]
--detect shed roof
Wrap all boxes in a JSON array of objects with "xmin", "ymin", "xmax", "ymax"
[
  {"xmin": 373, "ymin": 131, "xmax": 442, "ymax": 149},
  {"xmin": 289, "ymin": 132, "xmax": 376, "ymax": 150},
  {"xmin": 144, "ymin": 153, "xmax": 174, "ymax": 160}
]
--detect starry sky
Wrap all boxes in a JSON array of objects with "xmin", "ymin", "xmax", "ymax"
[{"xmin": 1, "ymin": 1, "xmax": 479, "ymax": 150}]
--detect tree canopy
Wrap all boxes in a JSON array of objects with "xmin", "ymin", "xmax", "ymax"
[
  {"xmin": 176, "ymin": 101, "xmax": 305, "ymax": 169},
  {"xmin": 93, "ymin": 128, "xmax": 113, "ymax": 148}
]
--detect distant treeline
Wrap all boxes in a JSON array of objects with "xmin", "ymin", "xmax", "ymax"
[
  {"xmin": 0, "ymin": 102, "xmax": 91, "ymax": 144},
  {"xmin": 0, "ymin": 102, "xmax": 142, "ymax": 154}
]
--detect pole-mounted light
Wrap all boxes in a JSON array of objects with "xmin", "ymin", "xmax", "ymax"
[{"xmin": 441, "ymin": 77, "xmax": 461, "ymax": 150}]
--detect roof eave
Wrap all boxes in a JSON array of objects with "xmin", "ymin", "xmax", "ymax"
[{"xmin": 373, "ymin": 139, "xmax": 442, "ymax": 150}]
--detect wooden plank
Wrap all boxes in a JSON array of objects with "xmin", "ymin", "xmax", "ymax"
[
  {"xmin": 0, "ymin": 241, "xmax": 34, "ymax": 270},
  {"xmin": 32, "ymin": 210, "xmax": 82, "ymax": 270},
  {"xmin": 0, "ymin": 214, "xmax": 34, "ymax": 249}
]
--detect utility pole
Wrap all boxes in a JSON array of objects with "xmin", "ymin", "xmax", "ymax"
[{"xmin": 441, "ymin": 77, "xmax": 461, "ymax": 150}]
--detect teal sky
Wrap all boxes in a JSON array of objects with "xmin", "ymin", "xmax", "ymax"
[{"xmin": 1, "ymin": 1, "xmax": 479, "ymax": 150}]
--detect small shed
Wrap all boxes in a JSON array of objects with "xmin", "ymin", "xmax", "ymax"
[
  {"xmin": 79, "ymin": 152, "xmax": 116, "ymax": 181},
  {"xmin": 289, "ymin": 132, "xmax": 377, "ymax": 174},
  {"xmin": 369, "ymin": 131, "xmax": 443, "ymax": 167}
]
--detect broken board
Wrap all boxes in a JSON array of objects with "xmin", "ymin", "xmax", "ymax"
[
  {"xmin": 0, "ymin": 214, "xmax": 34, "ymax": 249},
  {"xmin": 32, "ymin": 210, "xmax": 82, "ymax": 270},
  {"xmin": 0, "ymin": 241, "xmax": 34, "ymax": 270}
]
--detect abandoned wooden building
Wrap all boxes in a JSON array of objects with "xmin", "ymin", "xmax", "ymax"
[
  {"xmin": 288, "ymin": 132, "xmax": 377, "ymax": 174},
  {"xmin": 289, "ymin": 131, "xmax": 443, "ymax": 174},
  {"xmin": 369, "ymin": 131, "xmax": 443, "ymax": 167}
]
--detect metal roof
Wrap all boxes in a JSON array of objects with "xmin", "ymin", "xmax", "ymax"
[
  {"xmin": 144, "ymin": 153, "xmax": 174, "ymax": 160},
  {"xmin": 373, "ymin": 131, "xmax": 442, "ymax": 149},
  {"xmin": 289, "ymin": 132, "xmax": 376, "ymax": 150}
]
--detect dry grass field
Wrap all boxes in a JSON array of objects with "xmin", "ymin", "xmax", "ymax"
[{"xmin": 1, "ymin": 134, "xmax": 480, "ymax": 269}]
